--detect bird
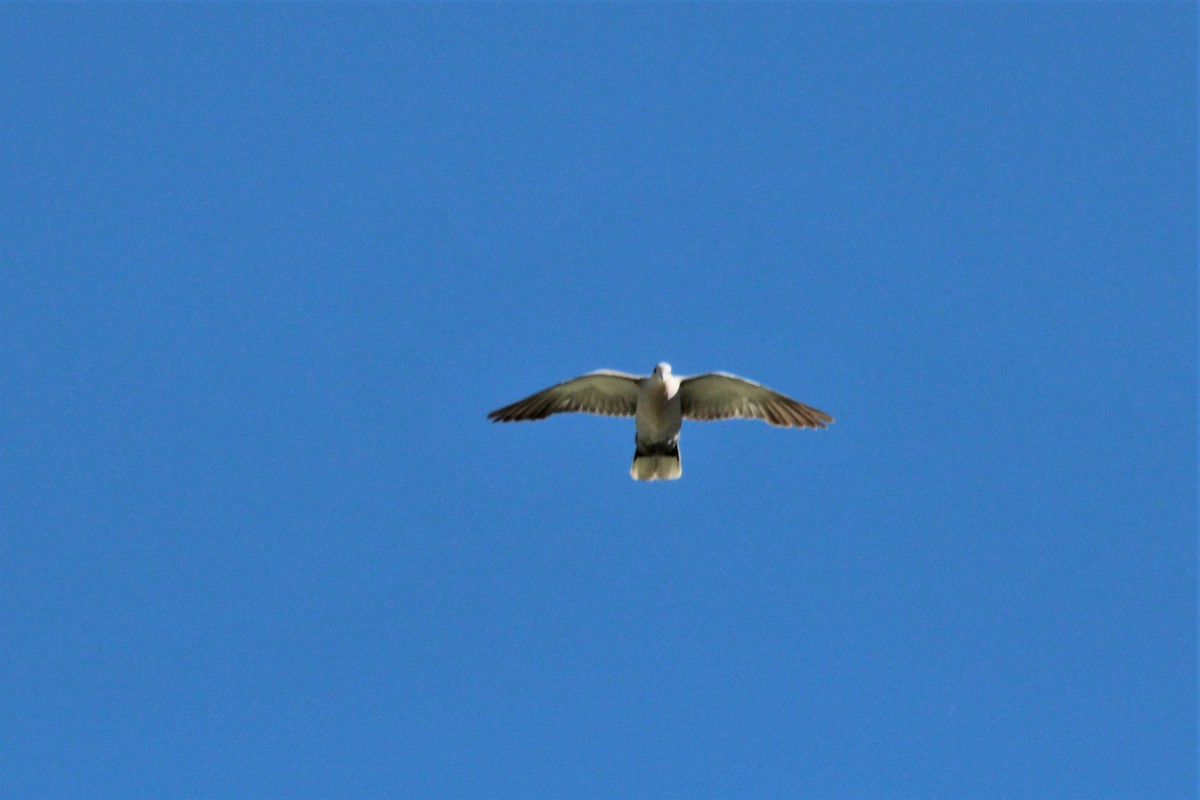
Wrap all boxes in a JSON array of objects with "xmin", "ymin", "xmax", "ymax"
[{"xmin": 487, "ymin": 363, "xmax": 832, "ymax": 481}]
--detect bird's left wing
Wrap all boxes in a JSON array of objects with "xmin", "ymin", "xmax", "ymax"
[
  {"xmin": 680, "ymin": 372, "xmax": 832, "ymax": 428},
  {"xmin": 488, "ymin": 371, "xmax": 640, "ymax": 422}
]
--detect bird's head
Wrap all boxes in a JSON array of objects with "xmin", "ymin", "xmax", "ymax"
[{"xmin": 652, "ymin": 362, "xmax": 672, "ymax": 379}]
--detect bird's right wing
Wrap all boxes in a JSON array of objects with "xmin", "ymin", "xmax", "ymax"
[
  {"xmin": 488, "ymin": 371, "xmax": 640, "ymax": 422},
  {"xmin": 679, "ymin": 372, "xmax": 832, "ymax": 428}
]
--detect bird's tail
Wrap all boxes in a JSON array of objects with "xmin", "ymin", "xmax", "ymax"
[{"xmin": 630, "ymin": 441, "xmax": 682, "ymax": 481}]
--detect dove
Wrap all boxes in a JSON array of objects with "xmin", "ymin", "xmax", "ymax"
[{"xmin": 488, "ymin": 363, "xmax": 831, "ymax": 480}]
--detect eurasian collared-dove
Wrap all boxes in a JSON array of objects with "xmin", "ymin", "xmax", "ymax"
[{"xmin": 488, "ymin": 363, "xmax": 832, "ymax": 481}]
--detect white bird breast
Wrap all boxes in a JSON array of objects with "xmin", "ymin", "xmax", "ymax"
[{"xmin": 635, "ymin": 376, "xmax": 682, "ymax": 442}]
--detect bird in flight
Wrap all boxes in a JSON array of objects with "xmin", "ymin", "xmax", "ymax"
[{"xmin": 488, "ymin": 363, "xmax": 832, "ymax": 481}]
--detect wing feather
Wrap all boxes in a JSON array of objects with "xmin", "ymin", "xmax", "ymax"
[
  {"xmin": 680, "ymin": 372, "xmax": 832, "ymax": 429},
  {"xmin": 488, "ymin": 370, "xmax": 640, "ymax": 422}
]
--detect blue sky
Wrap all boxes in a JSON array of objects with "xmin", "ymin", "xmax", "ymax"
[{"xmin": 2, "ymin": 4, "xmax": 1195, "ymax": 799}]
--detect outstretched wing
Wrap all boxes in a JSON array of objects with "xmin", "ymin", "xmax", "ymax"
[
  {"xmin": 680, "ymin": 372, "xmax": 832, "ymax": 428},
  {"xmin": 488, "ymin": 371, "xmax": 640, "ymax": 422}
]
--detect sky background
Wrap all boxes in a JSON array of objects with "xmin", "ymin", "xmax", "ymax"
[{"xmin": 2, "ymin": 4, "xmax": 1195, "ymax": 799}]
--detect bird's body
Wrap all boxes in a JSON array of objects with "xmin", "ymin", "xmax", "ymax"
[
  {"xmin": 488, "ymin": 362, "xmax": 831, "ymax": 481},
  {"xmin": 632, "ymin": 366, "xmax": 684, "ymax": 479}
]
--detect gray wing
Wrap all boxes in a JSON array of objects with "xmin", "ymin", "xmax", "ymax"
[
  {"xmin": 679, "ymin": 372, "xmax": 833, "ymax": 428},
  {"xmin": 488, "ymin": 370, "xmax": 640, "ymax": 422}
]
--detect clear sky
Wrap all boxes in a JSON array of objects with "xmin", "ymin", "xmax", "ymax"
[{"xmin": 2, "ymin": 4, "xmax": 1195, "ymax": 799}]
